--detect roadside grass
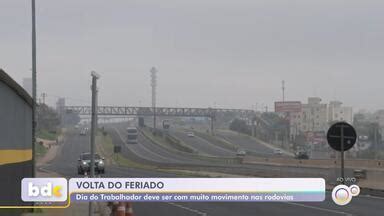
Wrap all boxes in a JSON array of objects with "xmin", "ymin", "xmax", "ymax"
[
  {"xmin": 97, "ymin": 132, "xmax": 236, "ymax": 177},
  {"xmin": 35, "ymin": 142, "xmax": 47, "ymax": 158},
  {"xmin": 141, "ymin": 127, "xmax": 196, "ymax": 154},
  {"xmin": 217, "ymin": 129, "xmax": 294, "ymax": 156},
  {"xmin": 97, "ymin": 130, "xmax": 245, "ymax": 178},
  {"xmin": 97, "ymin": 133, "xmax": 156, "ymax": 170},
  {"xmin": 37, "ymin": 129, "xmax": 60, "ymax": 140},
  {"xmin": 35, "ymin": 129, "xmax": 62, "ymax": 159},
  {"xmin": 142, "ymin": 127, "xmax": 242, "ymax": 164},
  {"xmin": 193, "ymin": 130, "xmax": 239, "ymax": 151}
]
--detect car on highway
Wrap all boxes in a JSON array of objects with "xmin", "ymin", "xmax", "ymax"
[
  {"xmin": 187, "ymin": 132, "xmax": 195, "ymax": 137},
  {"xmin": 295, "ymin": 151, "xmax": 309, "ymax": 160},
  {"xmin": 236, "ymin": 149, "xmax": 247, "ymax": 157},
  {"xmin": 273, "ymin": 149, "xmax": 283, "ymax": 155},
  {"xmin": 80, "ymin": 129, "xmax": 87, "ymax": 136},
  {"xmin": 162, "ymin": 119, "xmax": 171, "ymax": 129},
  {"xmin": 77, "ymin": 153, "xmax": 105, "ymax": 175}
]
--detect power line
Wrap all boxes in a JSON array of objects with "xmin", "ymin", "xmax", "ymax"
[{"xmin": 41, "ymin": 92, "xmax": 46, "ymax": 104}]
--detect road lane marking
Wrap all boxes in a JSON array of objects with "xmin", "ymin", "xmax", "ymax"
[
  {"xmin": 111, "ymin": 127, "xmax": 148, "ymax": 159},
  {"xmin": 360, "ymin": 194, "xmax": 384, "ymax": 200},
  {"xmin": 285, "ymin": 202, "xmax": 353, "ymax": 216},
  {"xmin": 112, "ymin": 127, "xmax": 176, "ymax": 163},
  {"xmin": 173, "ymin": 130, "xmax": 233, "ymax": 157},
  {"xmin": 137, "ymin": 133, "xmax": 181, "ymax": 163},
  {"xmin": 195, "ymin": 136, "xmax": 234, "ymax": 155},
  {"xmin": 37, "ymin": 166, "xmax": 52, "ymax": 173},
  {"xmin": 112, "ymin": 127, "xmax": 157, "ymax": 160},
  {"xmin": 218, "ymin": 130, "xmax": 294, "ymax": 156},
  {"xmin": 167, "ymin": 202, "xmax": 207, "ymax": 216}
]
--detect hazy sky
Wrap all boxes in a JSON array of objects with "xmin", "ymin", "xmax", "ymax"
[{"xmin": 1, "ymin": 0, "xmax": 384, "ymax": 111}]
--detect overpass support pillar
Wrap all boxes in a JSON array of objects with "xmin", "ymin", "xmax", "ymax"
[
  {"xmin": 251, "ymin": 122, "xmax": 255, "ymax": 137},
  {"xmin": 210, "ymin": 116, "xmax": 215, "ymax": 136},
  {"xmin": 251, "ymin": 117, "xmax": 256, "ymax": 137}
]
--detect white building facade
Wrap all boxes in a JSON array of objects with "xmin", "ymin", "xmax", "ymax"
[
  {"xmin": 290, "ymin": 98, "xmax": 354, "ymax": 135},
  {"xmin": 328, "ymin": 101, "xmax": 353, "ymax": 124},
  {"xmin": 289, "ymin": 97, "xmax": 328, "ymax": 139}
]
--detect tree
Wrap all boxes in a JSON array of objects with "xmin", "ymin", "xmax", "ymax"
[
  {"xmin": 37, "ymin": 103, "xmax": 60, "ymax": 131},
  {"xmin": 229, "ymin": 118, "xmax": 251, "ymax": 135}
]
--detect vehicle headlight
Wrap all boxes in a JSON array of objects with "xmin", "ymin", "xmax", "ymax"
[
  {"xmin": 98, "ymin": 160, "xmax": 104, "ymax": 165},
  {"xmin": 82, "ymin": 161, "xmax": 87, "ymax": 165}
]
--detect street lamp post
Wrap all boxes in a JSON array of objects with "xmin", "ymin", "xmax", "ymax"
[
  {"xmin": 31, "ymin": 0, "xmax": 37, "ymax": 178},
  {"xmin": 150, "ymin": 67, "xmax": 157, "ymax": 129},
  {"xmin": 89, "ymin": 71, "xmax": 100, "ymax": 216}
]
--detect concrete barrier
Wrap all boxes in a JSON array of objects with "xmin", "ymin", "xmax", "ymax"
[
  {"xmin": 243, "ymin": 156, "xmax": 384, "ymax": 190},
  {"xmin": 243, "ymin": 156, "xmax": 384, "ymax": 170}
]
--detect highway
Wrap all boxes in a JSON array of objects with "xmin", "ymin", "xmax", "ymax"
[
  {"xmin": 215, "ymin": 130, "xmax": 277, "ymax": 157},
  {"xmin": 170, "ymin": 129, "xmax": 235, "ymax": 157},
  {"xmin": 108, "ymin": 123, "xmax": 210, "ymax": 165},
  {"xmin": 41, "ymin": 127, "xmax": 384, "ymax": 216}
]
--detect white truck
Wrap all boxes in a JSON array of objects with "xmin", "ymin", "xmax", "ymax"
[{"xmin": 126, "ymin": 127, "xmax": 138, "ymax": 144}]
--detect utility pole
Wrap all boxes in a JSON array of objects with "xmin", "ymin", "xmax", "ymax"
[
  {"xmin": 374, "ymin": 123, "xmax": 378, "ymax": 159},
  {"xmin": 282, "ymin": 80, "xmax": 285, "ymax": 102},
  {"xmin": 89, "ymin": 71, "xmax": 100, "ymax": 216},
  {"xmin": 31, "ymin": 0, "xmax": 37, "ymax": 178},
  {"xmin": 251, "ymin": 118, "xmax": 255, "ymax": 137},
  {"xmin": 340, "ymin": 125, "xmax": 345, "ymax": 184},
  {"xmin": 150, "ymin": 67, "xmax": 157, "ymax": 129},
  {"xmin": 41, "ymin": 93, "xmax": 46, "ymax": 105},
  {"xmin": 210, "ymin": 111, "xmax": 215, "ymax": 136}
]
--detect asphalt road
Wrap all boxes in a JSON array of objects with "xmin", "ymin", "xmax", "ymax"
[
  {"xmin": 108, "ymin": 123, "xmax": 208, "ymax": 165},
  {"xmin": 170, "ymin": 129, "xmax": 235, "ymax": 157},
  {"xmin": 42, "ymin": 127, "xmax": 384, "ymax": 216},
  {"xmin": 216, "ymin": 130, "xmax": 276, "ymax": 157}
]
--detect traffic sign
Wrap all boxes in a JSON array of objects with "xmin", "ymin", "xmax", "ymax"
[
  {"xmin": 327, "ymin": 122, "xmax": 357, "ymax": 185},
  {"xmin": 327, "ymin": 122, "xmax": 357, "ymax": 151}
]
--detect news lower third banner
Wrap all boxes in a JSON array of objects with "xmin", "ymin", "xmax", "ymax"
[{"xmin": 21, "ymin": 178, "xmax": 325, "ymax": 205}]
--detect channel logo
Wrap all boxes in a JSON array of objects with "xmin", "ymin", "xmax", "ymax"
[
  {"xmin": 21, "ymin": 178, "xmax": 68, "ymax": 202},
  {"xmin": 331, "ymin": 184, "xmax": 360, "ymax": 206}
]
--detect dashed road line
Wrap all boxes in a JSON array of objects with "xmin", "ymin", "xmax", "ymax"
[
  {"xmin": 195, "ymin": 136, "xmax": 234, "ymax": 155},
  {"xmin": 285, "ymin": 202, "xmax": 353, "ymax": 216},
  {"xmin": 361, "ymin": 194, "xmax": 384, "ymax": 200},
  {"xmin": 167, "ymin": 202, "xmax": 208, "ymax": 216},
  {"xmin": 113, "ymin": 127, "xmax": 175, "ymax": 163}
]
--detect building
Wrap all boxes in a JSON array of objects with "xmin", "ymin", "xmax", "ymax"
[
  {"xmin": 22, "ymin": 77, "xmax": 32, "ymax": 96},
  {"xmin": 56, "ymin": 97, "xmax": 65, "ymax": 113},
  {"xmin": 289, "ymin": 97, "xmax": 328, "ymax": 138},
  {"xmin": 373, "ymin": 110, "xmax": 384, "ymax": 143},
  {"xmin": 56, "ymin": 97, "xmax": 66, "ymax": 125},
  {"xmin": 328, "ymin": 101, "xmax": 353, "ymax": 124},
  {"xmin": 0, "ymin": 69, "xmax": 33, "ymax": 206}
]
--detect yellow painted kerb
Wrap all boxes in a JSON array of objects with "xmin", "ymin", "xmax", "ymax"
[{"xmin": 0, "ymin": 149, "xmax": 32, "ymax": 165}]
